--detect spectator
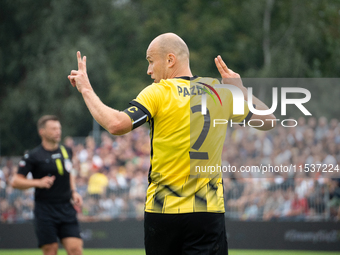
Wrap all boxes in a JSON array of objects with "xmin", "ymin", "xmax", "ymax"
[
  {"xmin": 285, "ymin": 193, "xmax": 309, "ymax": 221},
  {"xmin": 87, "ymin": 168, "xmax": 109, "ymax": 199},
  {"xmin": 315, "ymin": 117, "xmax": 328, "ymax": 141}
]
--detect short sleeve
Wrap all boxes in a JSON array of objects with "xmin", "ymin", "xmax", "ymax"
[
  {"xmin": 131, "ymin": 84, "xmax": 162, "ymax": 119},
  {"xmin": 230, "ymin": 100, "xmax": 253, "ymax": 123},
  {"xmin": 17, "ymin": 153, "xmax": 34, "ymax": 177}
]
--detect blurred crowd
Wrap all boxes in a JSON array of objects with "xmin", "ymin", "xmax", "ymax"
[
  {"xmin": 222, "ymin": 116, "xmax": 340, "ymax": 221},
  {"xmin": 1, "ymin": 117, "xmax": 340, "ymax": 223}
]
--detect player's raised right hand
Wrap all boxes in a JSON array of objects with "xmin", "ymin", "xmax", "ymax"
[
  {"xmin": 39, "ymin": 175, "xmax": 56, "ymax": 189},
  {"xmin": 68, "ymin": 51, "xmax": 92, "ymax": 94}
]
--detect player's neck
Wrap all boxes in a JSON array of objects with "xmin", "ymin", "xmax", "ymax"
[
  {"xmin": 169, "ymin": 64, "xmax": 192, "ymax": 79},
  {"xmin": 41, "ymin": 140, "xmax": 59, "ymax": 151}
]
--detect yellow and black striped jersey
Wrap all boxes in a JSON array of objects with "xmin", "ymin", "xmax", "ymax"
[{"xmin": 124, "ymin": 76, "xmax": 251, "ymax": 214}]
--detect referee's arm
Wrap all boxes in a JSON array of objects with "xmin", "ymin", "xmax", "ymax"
[
  {"xmin": 11, "ymin": 174, "xmax": 55, "ymax": 190},
  {"xmin": 69, "ymin": 159, "xmax": 83, "ymax": 206}
]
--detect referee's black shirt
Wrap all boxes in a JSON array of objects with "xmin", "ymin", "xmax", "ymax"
[{"xmin": 18, "ymin": 145, "xmax": 73, "ymax": 204}]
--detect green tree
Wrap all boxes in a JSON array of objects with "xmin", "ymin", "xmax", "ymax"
[{"xmin": 1, "ymin": 0, "xmax": 339, "ymax": 155}]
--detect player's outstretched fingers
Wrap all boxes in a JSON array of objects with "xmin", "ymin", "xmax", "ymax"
[
  {"xmin": 217, "ymin": 55, "xmax": 230, "ymax": 74},
  {"xmin": 215, "ymin": 56, "xmax": 229, "ymax": 78},
  {"xmin": 77, "ymin": 51, "xmax": 87, "ymax": 73},
  {"xmin": 83, "ymin": 55, "xmax": 87, "ymax": 72},
  {"xmin": 77, "ymin": 51, "xmax": 82, "ymax": 70}
]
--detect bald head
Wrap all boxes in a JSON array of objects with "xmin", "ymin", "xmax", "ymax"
[
  {"xmin": 149, "ymin": 33, "xmax": 189, "ymax": 61},
  {"xmin": 146, "ymin": 33, "xmax": 192, "ymax": 82}
]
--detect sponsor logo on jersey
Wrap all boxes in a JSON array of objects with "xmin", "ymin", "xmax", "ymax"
[{"xmin": 51, "ymin": 153, "xmax": 62, "ymax": 159}]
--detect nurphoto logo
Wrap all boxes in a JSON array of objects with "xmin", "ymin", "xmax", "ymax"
[{"xmin": 200, "ymin": 84, "xmax": 312, "ymax": 128}]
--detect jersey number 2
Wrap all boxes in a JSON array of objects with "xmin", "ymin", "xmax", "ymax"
[{"xmin": 189, "ymin": 105, "xmax": 210, "ymax": 160}]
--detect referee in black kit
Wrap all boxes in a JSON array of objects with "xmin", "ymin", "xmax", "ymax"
[{"xmin": 11, "ymin": 115, "xmax": 83, "ymax": 255}]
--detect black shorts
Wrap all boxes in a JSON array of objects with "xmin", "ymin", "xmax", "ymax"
[
  {"xmin": 144, "ymin": 212, "xmax": 228, "ymax": 255},
  {"xmin": 34, "ymin": 201, "xmax": 81, "ymax": 247}
]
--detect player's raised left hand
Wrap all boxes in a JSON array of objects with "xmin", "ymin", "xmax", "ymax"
[
  {"xmin": 68, "ymin": 51, "xmax": 92, "ymax": 94},
  {"xmin": 214, "ymin": 55, "xmax": 244, "ymax": 90}
]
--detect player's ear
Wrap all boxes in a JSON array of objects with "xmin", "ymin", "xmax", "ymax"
[
  {"xmin": 38, "ymin": 128, "xmax": 44, "ymax": 137},
  {"xmin": 167, "ymin": 53, "xmax": 176, "ymax": 68}
]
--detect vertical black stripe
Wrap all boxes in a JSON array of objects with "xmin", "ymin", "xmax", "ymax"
[
  {"xmin": 150, "ymin": 118, "xmax": 154, "ymax": 159},
  {"xmin": 194, "ymin": 182, "xmax": 207, "ymax": 211},
  {"xmin": 153, "ymin": 185, "xmax": 165, "ymax": 210},
  {"xmin": 154, "ymin": 194, "xmax": 165, "ymax": 210},
  {"xmin": 147, "ymin": 165, "xmax": 152, "ymax": 186},
  {"xmin": 148, "ymin": 118, "xmax": 155, "ymax": 185}
]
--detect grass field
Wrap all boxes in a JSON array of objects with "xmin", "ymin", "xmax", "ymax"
[{"xmin": 0, "ymin": 249, "xmax": 339, "ymax": 255}]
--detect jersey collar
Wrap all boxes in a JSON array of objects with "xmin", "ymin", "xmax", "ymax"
[{"xmin": 174, "ymin": 76, "xmax": 198, "ymax": 81}]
